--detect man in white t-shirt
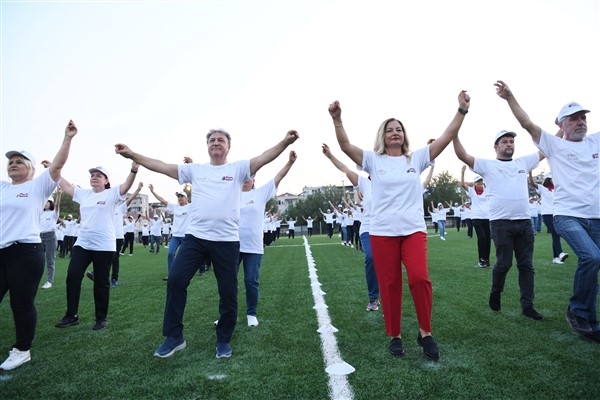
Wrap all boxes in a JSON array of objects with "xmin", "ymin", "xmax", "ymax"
[
  {"xmin": 115, "ymin": 128, "xmax": 299, "ymax": 359},
  {"xmin": 149, "ymin": 214, "xmax": 164, "ymax": 254},
  {"xmin": 454, "ymin": 128, "xmax": 544, "ymax": 321},
  {"xmin": 497, "ymin": 80, "xmax": 600, "ymax": 342}
]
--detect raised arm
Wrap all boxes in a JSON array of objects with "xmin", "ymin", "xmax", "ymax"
[
  {"xmin": 47, "ymin": 120, "xmax": 78, "ymax": 182},
  {"xmin": 429, "ymin": 91, "xmax": 471, "ymax": 160},
  {"xmin": 59, "ymin": 176, "xmax": 75, "ymax": 197},
  {"xmin": 328, "ymin": 101, "xmax": 364, "ymax": 166},
  {"xmin": 119, "ymin": 161, "xmax": 139, "ymax": 197},
  {"xmin": 453, "ymin": 134, "xmax": 475, "ymax": 170},
  {"xmin": 460, "ymin": 165, "xmax": 472, "ymax": 190},
  {"xmin": 274, "ymin": 150, "xmax": 297, "ymax": 188},
  {"xmin": 114, "ymin": 143, "xmax": 179, "ymax": 180},
  {"xmin": 422, "ymin": 164, "xmax": 435, "ymax": 188},
  {"xmin": 495, "ymin": 80, "xmax": 542, "ymax": 144},
  {"xmin": 321, "ymin": 143, "xmax": 359, "ymax": 187},
  {"xmin": 249, "ymin": 130, "xmax": 299, "ymax": 177},
  {"xmin": 528, "ymin": 171, "xmax": 539, "ymax": 189},
  {"xmin": 148, "ymin": 183, "xmax": 168, "ymax": 206},
  {"xmin": 55, "ymin": 186, "xmax": 62, "ymax": 216},
  {"xmin": 126, "ymin": 182, "xmax": 144, "ymax": 207}
]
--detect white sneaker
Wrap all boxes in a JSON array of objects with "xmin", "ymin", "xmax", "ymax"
[
  {"xmin": 213, "ymin": 319, "xmax": 219, "ymax": 327},
  {"xmin": 247, "ymin": 315, "xmax": 259, "ymax": 327},
  {"xmin": 552, "ymin": 257, "xmax": 564, "ymax": 264},
  {"xmin": 0, "ymin": 348, "xmax": 31, "ymax": 370},
  {"xmin": 119, "ymin": 253, "xmax": 125, "ymax": 256},
  {"xmin": 440, "ymin": 236, "xmax": 446, "ymax": 241},
  {"xmin": 41, "ymin": 282, "xmax": 52, "ymax": 289},
  {"xmin": 559, "ymin": 252, "xmax": 569, "ymax": 262},
  {"xmin": 128, "ymin": 254, "xmax": 133, "ymax": 256}
]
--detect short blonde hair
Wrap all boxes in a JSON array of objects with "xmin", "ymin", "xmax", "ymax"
[
  {"xmin": 8, "ymin": 156, "xmax": 35, "ymax": 180},
  {"xmin": 373, "ymin": 118, "xmax": 411, "ymax": 159}
]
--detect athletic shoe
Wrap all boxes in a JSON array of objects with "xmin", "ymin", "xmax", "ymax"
[
  {"xmin": 366, "ymin": 299, "xmax": 379, "ymax": 311},
  {"xmin": 566, "ymin": 307, "xmax": 593, "ymax": 334},
  {"xmin": 552, "ymin": 257, "xmax": 564, "ymax": 264},
  {"xmin": 440, "ymin": 236, "xmax": 446, "ymax": 241},
  {"xmin": 522, "ymin": 307, "xmax": 544, "ymax": 320},
  {"xmin": 388, "ymin": 337, "xmax": 404, "ymax": 357},
  {"xmin": 216, "ymin": 342, "xmax": 232, "ymax": 359},
  {"xmin": 154, "ymin": 336, "xmax": 186, "ymax": 358},
  {"xmin": 111, "ymin": 279, "xmax": 118, "ymax": 288},
  {"xmin": 162, "ymin": 276, "xmax": 168, "ymax": 282},
  {"xmin": 92, "ymin": 320, "xmax": 108, "ymax": 330},
  {"xmin": 55, "ymin": 315, "xmax": 80, "ymax": 328},
  {"xmin": 42, "ymin": 282, "xmax": 52, "ymax": 289},
  {"xmin": 213, "ymin": 320, "xmax": 219, "ymax": 327},
  {"xmin": 119, "ymin": 252, "xmax": 125, "ymax": 256},
  {"xmin": 247, "ymin": 315, "xmax": 259, "ymax": 327},
  {"xmin": 0, "ymin": 348, "xmax": 31, "ymax": 371},
  {"xmin": 489, "ymin": 292, "xmax": 501, "ymax": 312},
  {"xmin": 559, "ymin": 252, "xmax": 569, "ymax": 262},
  {"xmin": 128, "ymin": 254, "xmax": 133, "ymax": 257},
  {"xmin": 86, "ymin": 271, "xmax": 95, "ymax": 281},
  {"xmin": 417, "ymin": 334, "xmax": 440, "ymax": 361}
]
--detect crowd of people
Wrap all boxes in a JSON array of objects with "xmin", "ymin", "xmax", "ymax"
[{"xmin": 1, "ymin": 81, "xmax": 598, "ymax": 372}]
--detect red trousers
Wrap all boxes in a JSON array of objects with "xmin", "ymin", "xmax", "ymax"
[{"xmin": 370, "ymin": 232, "xmax": 432, "ymax": 336}]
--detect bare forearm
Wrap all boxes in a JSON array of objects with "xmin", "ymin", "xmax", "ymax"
[{"xmin": 49, "ymin": 136, "xmax": 75, "ymax": 182}]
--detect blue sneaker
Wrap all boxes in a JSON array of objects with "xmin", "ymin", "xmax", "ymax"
[
  {"xmin": 154, "ymin": 336, "xmax": 186, "ymax": 358},
  {"xmin": 216, "ymin": 342, "xmax": 232, "ymax": 359}
]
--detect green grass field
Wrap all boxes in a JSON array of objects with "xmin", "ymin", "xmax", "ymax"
[{"xmin": 1, "ymin": 230, "xmax": 599, "ymax": 400}]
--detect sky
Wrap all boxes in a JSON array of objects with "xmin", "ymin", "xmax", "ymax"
[{"xmin": 1, "ymin": 0, "xmax": 599, "ymax": 199}]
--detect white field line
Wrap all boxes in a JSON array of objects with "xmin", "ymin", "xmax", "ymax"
[{"xmin": 303, "ymin": 236, "xmax": 355, "ymax": 400}]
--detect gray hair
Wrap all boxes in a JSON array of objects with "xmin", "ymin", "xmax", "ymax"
[{"xmin": 206, "ymin": 129, "xmax": 232, "ymax": 147}]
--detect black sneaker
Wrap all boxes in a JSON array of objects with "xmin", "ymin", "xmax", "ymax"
[
  {"xmin": 566, "ymin": 307, "xmax": 593, "ymax": 334},
  {"xmin": 388, "ymin": 337, "xmax": 405, "ymax": 357},
  {"xmin": 522, "ymin": 306, "xmax": 544, "ymax": 320},
  {"xmin": 55, "ymin": 315, "xmax": 80, "ymax": 328},
  {"xmin": 111, "ymin": 279, "xmax": 118, "ymax": 288},
  {"xmin": 489, "ymin": 292, "xmax": 501, "ymax": 311},
  {"xmin": 86, "ymin": 271, "xmax": 95, "ymax": 282},
  {"xmin": 417, "ymin": 334, "xmax": 440, "ymax": 361},
  {"xmin": 92, "ymin": 320, "xmax": 108, "ymax": 331},
  {"xmin": 581, "ymin": 330, "xmax": 600, "ymax": 343}
]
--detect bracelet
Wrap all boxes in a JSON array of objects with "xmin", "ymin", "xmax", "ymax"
[
  {"xmin": 131, "ymin": 169, "xmax": 138, "ymax": 174},
  {"xmin": 458, "ymin": 107, "xmax": 468, "ymax": 115}
]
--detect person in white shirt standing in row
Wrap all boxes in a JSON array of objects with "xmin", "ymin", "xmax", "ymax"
[
  {"xmin": 148, "ymin": 184, "xmax": 191, "ymax": 280},
  {"xmin": 0, "ymin": 120, "xmax": 77, "ymax": 371},
  {"xmin": 461, "ymin": 166, "xmax": 491, "ymax": 268},
  {"xmin": 39, "ymin": 183, "xmax": 62, "ymax": 289},
  {"xmin": 454, "ymin": 128, "xmax": 544, "ymax": 321},
  {"xmin": 238, "ymin": 151, "xmax": 296, "ymax": 327},
  {"xmin": 149, "ymin": 212, "xmax": 165, "ymax": 254},
  {"xmin": 55, "ymin": 161, "xmax": 137, "ymax": 331},
  {"xmin": 496, "ymin": 80, "xmax": 600, "ymax": 342}
]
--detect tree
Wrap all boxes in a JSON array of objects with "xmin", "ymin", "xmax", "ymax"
[{"xmin": 57, "ymin": 190, "xmax": 80, "ymax": 219}]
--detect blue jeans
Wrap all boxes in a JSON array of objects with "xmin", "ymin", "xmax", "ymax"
[
  {"xmin": 163, "ymin": 235, "xmax": 240, "ymax": 344},
  {"xmin": 437, "ymin": 220, "xmax": 446, "ymax": 238},
  {"xmin": 490, "ymin": 219, "xmax": 536, "ymax": 308},
  {"xmin": 360, "ymin": 232, "xmax": 379, "ymax": 300},
  {"xmin": 554, "ymin": 216, "xmax": 600, "ymax": 330},
  {"xmin": 167, "ymin": 236, "xmax": 184, "ymax": 274},
  {"xmin": 341, "ymin": 226, "xmax": 348, "ymax": 243},
  {"xmin": 239, "ymin": 253, "xmax": 262, "ymax": 316},
  {"xmin": 150, "ymin": 235, "xmax": 162, "ymax": 252}
]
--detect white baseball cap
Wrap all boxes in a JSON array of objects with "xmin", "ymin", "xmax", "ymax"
[
  {"xmin": 175, "ymin": 191, "xmax": 187, "ymax": 197},
  {"xmin": 557, "ymin": 101, "xmax": 589, "ymax": 123},
  {"xmin": 89, "ymin": 166, "xmax": 110, "ymax": 180},
  {"xmin": 6, "ymin": 150, "xmax": 36, "ymax": 165},
  {"xmin": 472, "ymin": 175, "xmax": 483, "ymax": 183},
  {"xmin": 494, "ymin": 130, "xmax": 517, "ymax": 144},
  {"xmin": 544, "ymin": 172, "xmax": 552, "ymax": 180}
]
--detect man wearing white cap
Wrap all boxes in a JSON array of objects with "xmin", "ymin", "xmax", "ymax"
[
  {"xmin": 453, "ymin": 126, "xmax": 544, "ymax": 321},
  {"xmin": 115, "ymin": 128, "xmax": 299, "ymax": 359},
  {"xmin": 496, "ymin": 80, "xmax": 600, "ymax": 342}
]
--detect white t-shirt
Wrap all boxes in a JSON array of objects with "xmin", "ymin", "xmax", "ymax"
[
  {"xmin": 141, "ymin": 225, "xmax": 150, "ymax": 236},
  {"xmin": 178, "ymin": 160, "xmax": 251, "ymax": 241},
  {"xmin": 537, "ymin": 185, "xmax": 555, "ymax": 216},
  {"xmin": 473, "ymin": 153, "xmax": 540, "ymax": 221},
  {"xmin": 55, "ymin": 223, "xmax": 65, "ymax": 240},
  {"xmin": 287, "ymin": 220, "xmax": 296, "ymax": 229},
  {"xmin": 357, "ymin": 175, "xmax": 372, "ymax": 234},
  {"xmin": 467, "ymin": 186, "xmax": 490, "ymax": 219},
  {"xmin": 239, "ymin": 179, "xmax": 276, "ymax": 254},
  {"xmin": 0, "ymin": 169, "xmax": 58, "ymax": 248},
  {"xmin": 362, "ymin": 146, "xmax": 430, "ymax": 236},
  {"xmin": 63, "ymin": 219, "xmax": 76, "ymax": 235},
  {"xmin": 40, "ymin": 209, "xmax": 59, "ymax": 233},
  {"xmin": 114, "ymin": 202, "xmax": 127, "ymax": 239},
  {"xmin": 305, "ymin": 218, "xmax": 314, "ymax": 228},
  {"xmin": 462, "ymin": 206, "xmax": 472, "ymax": 220},
  {"xmin": 528, "ymin": 201, "xmax": 539, "ymax": 218},
  {"xmin": 150, "ymin": 218, "xmax": 163, "ymax": 236},
  {"xmin": 162, "ymin": 222, "xmax": 171, "ymax": 235},
  {"xmin": 124, "ymin": 219, "xmax": 136, "ymax": 233},
  {"xmin": 73, "ymin": 186, "xmax": 123, "ymax": 251},
  {"xmin": 167, "ymin": 202, "xmax": 191, "ymax": 238},
  {"xmin": 322, "ymin": 212, "xmax": 334, "ymax": 224},
  {"xmin": 537, "ymin": 130, "xmax": 600, "ymax": 218},
  {"xmin": 451, "ymin": 206, "xmax": 461, "ymax": 217}
]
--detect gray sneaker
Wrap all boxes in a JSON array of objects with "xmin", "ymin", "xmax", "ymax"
[{"xmin": 366, "ymin": 299, "xmax": 379, "ymax": 311}]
